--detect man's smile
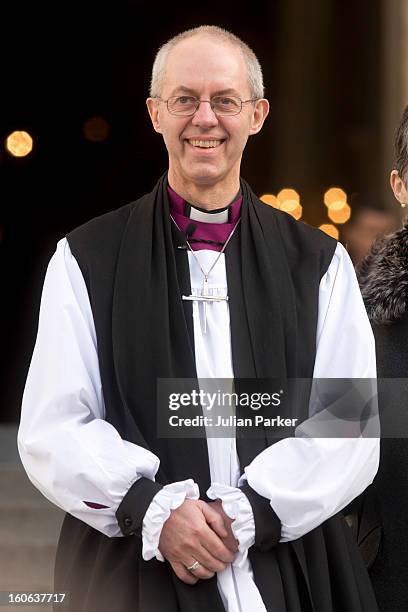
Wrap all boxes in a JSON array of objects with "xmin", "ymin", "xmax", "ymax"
[{"xmin": 185, "ymin": 138, "xmax": 226, "ymax": 151}]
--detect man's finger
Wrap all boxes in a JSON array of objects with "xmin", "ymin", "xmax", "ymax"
[
  {"xmin": 198, "ymin": 501, "xmax": 228, "ymax": 538},
  {"xmin": 171, "ymin": 561, "xmax": 199, "ymax": 585},
  {"xmin": 186, "ymin": 547, "xmax": 227, "ymax": 574},
  {"xmin": 184, "ymin": 559, "xmax": 215, "ymax": 580},
  {"xmin": 222, "ymin": 530, "xmax": 239, "ymax": 554},
  {"xmin": 205, "ymin": 500, "xmax": 239, "ymax": 553},
  {"xmin": 199, "ymin": 524, "xmax": 236, "ymax": 564}
]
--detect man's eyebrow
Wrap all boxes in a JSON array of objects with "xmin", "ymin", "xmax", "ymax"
[
  {"xmin": 213, "ymin": 88, "xmax": 242, "ymax": 96},
  {"xmin": 169, "ymin": 86, "xmax": 242, "ymax": 97},
  {"xmin": 169, "ymin": 86, "xmax": 197, "ymax": 96}
]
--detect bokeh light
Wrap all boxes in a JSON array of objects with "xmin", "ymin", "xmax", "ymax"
[
  {"xmin": 277, "ymin": 188, "xmax": 300, "ymax": 204},
  {"xmin": 324, "ymin": 187, "xmax": 347, "ymax": 207},
  {"xmin": 277, "ymin": 188, "xmax": 302, "ymax": 220},
  {"xmin": 327, "ymin": 200, "xmax": 347, "ymax": 211},
  {"xmin": 83, "ymin": 116, "xmax": 110, "ymax": 142},
  {"xmin": 260, "ymin": 194, "xmax": 279, "ymax": 208},
  {"xmin": 280, "ymin": 200, "xmax": 303, "ymax": 220},
  {"xmin": 6, "ymin": 131, "xmax": 33, "ymax": 157},
  {"xmin": 319, "ymin": 223, "xmax": 339, "ymax": 239},
  {"xmin": 328, "ymin": 203, "xmax": 351, "ymax": 224}
]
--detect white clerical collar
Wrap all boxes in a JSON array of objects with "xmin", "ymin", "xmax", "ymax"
[
  {"xmin": 186, "ymin": 203, "xmax": 229, "ymax": 224},
  {"xmin": 184, "ymin": 191, "xmax": 241, "ymax": 224}
]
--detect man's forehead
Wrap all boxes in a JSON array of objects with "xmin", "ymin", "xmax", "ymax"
[
  {"xmin": 163, "ymin": 36, "xmax": 248, "ymax": 94},
  {"xmin": 168, "ymin": 85, "xmax": 242, "ymax": 97}
]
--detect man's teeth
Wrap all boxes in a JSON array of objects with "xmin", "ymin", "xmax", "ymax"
[{"xmin": 188, "ymin": 139, "xmax": 223, "ymax": 148}]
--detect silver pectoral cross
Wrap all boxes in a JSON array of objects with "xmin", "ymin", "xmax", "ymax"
[{"xmin": 182, "ymin": 276, "xmax": 228, "ymax": 334}]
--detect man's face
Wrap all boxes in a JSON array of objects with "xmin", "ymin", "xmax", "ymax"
[{"xmin": 147, "ymin": 36, "xmax": 269, "ymax": 189}]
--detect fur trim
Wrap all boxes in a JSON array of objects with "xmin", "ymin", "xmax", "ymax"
[{"xmin": 357, "ymin": 225, "xmax": 408, "ymax": 324}]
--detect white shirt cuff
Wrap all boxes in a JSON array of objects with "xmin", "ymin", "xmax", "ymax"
[
  {"xmin": 207, "ymin": 482, "xmax": 255, "ymax": 568},
  {"xmin": 142, "ymin": 479, "xmax": 199, "ymax": 562}
]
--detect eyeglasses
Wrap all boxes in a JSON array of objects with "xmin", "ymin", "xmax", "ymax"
[{"xmin": 155, "ymin": 95, "xmax": 259, "ymax": 117}]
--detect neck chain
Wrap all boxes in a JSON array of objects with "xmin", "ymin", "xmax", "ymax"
[{"xmin": 170, "ymin": 214, "xmax": 241, "ymax": 333}]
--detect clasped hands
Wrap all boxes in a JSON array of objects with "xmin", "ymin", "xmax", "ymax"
[{"xmin": 158, "ymin": 498, "xmax": 239, "ymax": 584}]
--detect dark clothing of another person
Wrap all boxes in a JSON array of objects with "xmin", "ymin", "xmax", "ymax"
[{"xmin": 358, "ymin": 225, "xmax": 408, "ymax": 612}]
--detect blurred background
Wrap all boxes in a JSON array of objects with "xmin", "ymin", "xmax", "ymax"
[{"xmin": 1, "ymin": 0, "xmax": 408, "ymax": 601}]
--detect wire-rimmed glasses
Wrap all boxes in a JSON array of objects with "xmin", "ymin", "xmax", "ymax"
[{"xmin": 155, "ymin": 95, "xmax": 259, "ymax": 117}]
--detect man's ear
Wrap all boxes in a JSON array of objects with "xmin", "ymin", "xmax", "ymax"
[
  {"xmin": 248, "ymin": 98, "xmax": 269, "ymax": 136},
  {"xmin": 390, "ymin": 169, "xmax": 408, "ymax": 206},
  {"xmin": 146, "ymin": 98, "xmax": 163, "ymax": 134}
]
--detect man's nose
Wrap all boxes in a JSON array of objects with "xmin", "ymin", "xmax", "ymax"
[{"xmin": 191, "ymin": 101, "xmax": 219, "ymax": 127}]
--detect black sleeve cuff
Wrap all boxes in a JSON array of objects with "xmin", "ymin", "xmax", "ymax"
[
  {"xmin": 116, "ymin": 477, "xmax": 163, "ymax": 537},
  {"xmin": 240, "ymin": 482, "xmax": 281, "ymax": 552}
]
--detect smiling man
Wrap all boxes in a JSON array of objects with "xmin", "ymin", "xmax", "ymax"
[
  {"xmin": 146, "ymin": 33, "xmax": 267, "ymax": 208},
  {"xmin": 18, "ymin": 26, "xmax": 379, "ymax": 611}
]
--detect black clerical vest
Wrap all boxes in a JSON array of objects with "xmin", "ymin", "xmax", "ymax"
[{"xmin": 53, "ymin": 178, "xmax": 378, "ymax": 612}]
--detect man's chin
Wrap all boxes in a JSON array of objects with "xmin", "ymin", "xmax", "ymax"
[{"xmin": 183, "ymin": 165, "xmax": 225, "ymax": 187}]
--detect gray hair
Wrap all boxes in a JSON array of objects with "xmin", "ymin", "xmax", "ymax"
[
  {"xmin": 149, "ymin": 25, "xmax": 264, "ymax": 100},
  {"xmin": 395, "ymin": 104, "xmax": 408, "ymax": 184}
]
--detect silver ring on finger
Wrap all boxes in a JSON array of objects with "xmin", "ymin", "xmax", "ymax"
[{"xmin": 186, "ymin": 560, "xmax": 201, "ymax": 573}]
